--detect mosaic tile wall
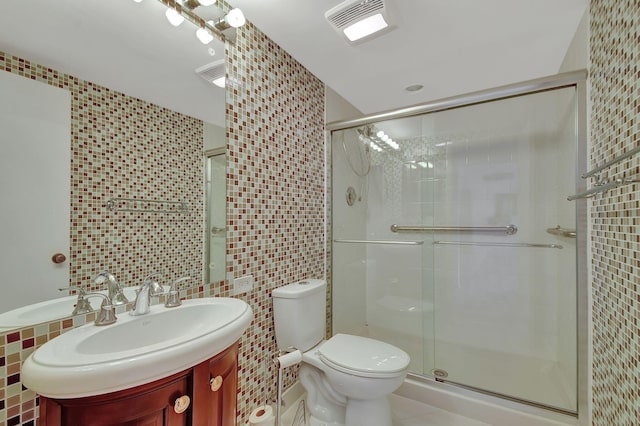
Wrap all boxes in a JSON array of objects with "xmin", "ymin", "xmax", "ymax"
[
  {"xmin": 224, "ymin": 19, "xmax": 326, "ymax": 423},
  {"xmin": 590, "ymin": 1, "xmax": 640, "ymax": 424},
  {"xmin": 0, "ymin": 51, "xmax": 205, "ymax": 426}
]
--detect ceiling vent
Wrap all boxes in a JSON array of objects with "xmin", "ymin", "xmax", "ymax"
[
  {"xmin": 195, "ymin": 60, "xmax": 226, "ymax": 88},
  {"xmin": 325, "ymin": 0, "xmax": 394, "ymax": 44}
]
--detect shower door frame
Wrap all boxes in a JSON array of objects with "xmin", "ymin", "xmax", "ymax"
[{"xmin": 327, "ymin": 70, "xmax": 589, "ymax": 420}]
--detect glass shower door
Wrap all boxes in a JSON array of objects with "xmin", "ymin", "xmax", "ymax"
[
  {"xmin": 427, "ymin": 87, "xmax": 578, "ymax": 412},
  {"xmin": 331, "ymin": 83, "xmax": 579, "ymax": 414}
]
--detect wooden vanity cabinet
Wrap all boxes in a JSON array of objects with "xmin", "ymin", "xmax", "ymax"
[{"xmin": 39, "ymin": 342, "xmax": 238, "ymax": 426}]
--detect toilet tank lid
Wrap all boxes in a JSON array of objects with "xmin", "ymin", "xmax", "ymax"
[{"xmin": 272, "ymin": 279, "xmax": 326, "ymax": 299}]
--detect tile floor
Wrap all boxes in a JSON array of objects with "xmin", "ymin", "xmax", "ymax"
[
  {"xmin": 276, "ymin": 393, "xmax": 489, "ymax": 426},
  {"xmin": 389, "ymin": 394, "xmax": 491, "ymax": 426}
]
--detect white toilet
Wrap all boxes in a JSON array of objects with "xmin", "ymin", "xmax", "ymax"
[{"xmin": 272, "ymin": 279, "xmax": 410, "ymax": 426}]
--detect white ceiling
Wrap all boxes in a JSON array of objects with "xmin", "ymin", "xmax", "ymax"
[
  {"xmin": 227, "ymin": 0, "xmax": 588, "ymax": 116},
  {"xmin": 0, "ymin": 0, "xmax": 588, "ymax": 127},
  {"xmin": 0, "ymin": 0, "xmax": 226, "ymax": 127}
]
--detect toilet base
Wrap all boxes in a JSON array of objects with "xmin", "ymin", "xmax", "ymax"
[
  {"xmin": 344, "ymin": 397, "xmax": 392, "ymax": 426},
  {"xmin": 309, "ymin": 415, "xmax": 344, "ymax": 426},
  {"xmin": 307, "ymin": 396, "xmax": 392, "ymax": 426}
]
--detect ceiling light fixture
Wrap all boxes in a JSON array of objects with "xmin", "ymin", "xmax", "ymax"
[
  {"xmin": 158, "ymin": 0, "xmax": 245, "ymax": 44},
  {"xmin": 165, "ymin": 7, "xmax": 185, "ymax": 26},
  {"xmin": 343, "ymin": 13, "xmax": 388, "ymax": 42},
  {"xmin": 214, "ymin": 8, "xmax": 246, "ymax": 30},
  {"xmin": 196, "ymin": 21, "xmax": 215, "ymax": 44},
  {"xmin": 182, "ymin": 0, "xmax": 215, "ymax": 8},
  {"xmin": 405, "ymin": 84, "xmax": 424, "ymax": 92},
  {"xmin": 325, "ymin": 0, "xmax": 394, "ymax": 45},
  {"xmin": 195, "ymin": 60, "xmax": 226, "ymax": 88}
]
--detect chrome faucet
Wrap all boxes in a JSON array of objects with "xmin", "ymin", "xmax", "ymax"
[
  {"xmin": 165, "ymin": 277, "xmax": 191, "ymax": 308},
  {"xmin": 58, "ymin": 285, "xmax": 93, "ymax": 315},
  {"xmin": 130, "ymin": 273, "xmax": 164, "ymax": 316},
  {"xmin": 84, "ymin": 293, "xmax": 117, "ymax": 326},
  {"xmin": 93, "ymin": 271, "xmax": 128, "ymax": 306}
]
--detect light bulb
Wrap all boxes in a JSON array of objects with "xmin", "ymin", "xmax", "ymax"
[
  {"xmin": 198, "ymin": 0, "xmax": 216, "ymax": 5},
  {"xmin": 165, "ymin": 8, "xmax": 184, "ymax": 26},
  {"xmin": 343, "ymin": 13, "xmax": 388, "ymax": 42},
  {"xmin": 226, "ymin": 8, "xmax": 246, "ymax": 28},
  {"xmin": 376, "ymin": 130, "xmax": 384, "ymax": 138},
  {"xmin": 133, "ymin": 0, "xmax": 143, "ymax": 3},
  {"xmin": 212, "ymin": 76, "xmax": 226, "ymax": 88},
  {"xmin": 196, "ymin": 25, "xmax": 214, "ymax": 44}
]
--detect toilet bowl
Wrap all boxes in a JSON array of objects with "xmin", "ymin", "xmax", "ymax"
[
  {"xmin": 272, "ymin": 280, "xmax": 410, "ymax": 426},
  {"xmin": 302, "ymin": 335, "xmax": 409, "ymax": 426}
]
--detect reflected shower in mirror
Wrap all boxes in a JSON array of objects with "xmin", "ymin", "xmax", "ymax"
[{"xmin": 205, "ymin": 149, "xmax": 227, "ymax": 284}]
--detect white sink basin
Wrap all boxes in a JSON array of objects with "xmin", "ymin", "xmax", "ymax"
[
  {"xmin": 22, "ymin": 297, "xmax": 252, "ymax": 398},
  {"xmin": 0, "ymin": 286, "xmax": 160, "ymax": 331}
]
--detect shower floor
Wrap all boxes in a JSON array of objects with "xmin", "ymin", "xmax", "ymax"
[{"xmin": 434, "ymin": 341, "xmax": 576, "ymax": 413}]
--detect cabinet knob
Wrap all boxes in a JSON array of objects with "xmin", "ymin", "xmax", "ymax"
[
  {"xmin": 51, "ymin": 253, "xmax": 66, "ymax": 264},
  {"xmin": 210, "ymin": 375, "xmax": 223, "ymax": 392},
  {"xmin": 174, "ymin": 395, "xmax": 190, "ymax": 414}
]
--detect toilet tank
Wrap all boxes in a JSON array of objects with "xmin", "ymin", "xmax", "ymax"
[{"xmin": 272, "ymin": 279, "xmax": 326, "ymax": 352}]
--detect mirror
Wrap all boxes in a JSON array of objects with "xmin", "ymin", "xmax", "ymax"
[
  {"xmin": 0, "ymin": 0, "xmax": 227, "ymax": 331},
  {"xmin": 205, "ymin": 148, "xmax": 227, "ymax": 284}
]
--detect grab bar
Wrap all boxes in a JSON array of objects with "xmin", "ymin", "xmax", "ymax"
[
  {"xmin": 334, "ymin": 239, "xmax": 424, "ymax": 246},
  {"xmin": 546, "ymin": 226, "xmax": 576, "ymax": 238},
  {"xmin": 391, "ymin": 224, "xmax": 518, "ymax": 235},
  {"xmin": 433, "ymin": 241, "xmax": 563, "ymax": 249}
]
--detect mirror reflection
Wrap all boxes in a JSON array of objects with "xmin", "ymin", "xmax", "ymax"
[
  {"xmin": 205, "ymin": 149, "xmax": 227, "ymax": 284},
  {"xmin": 0, "ymin": 0, "xmax": 227, "ymax": 331}
]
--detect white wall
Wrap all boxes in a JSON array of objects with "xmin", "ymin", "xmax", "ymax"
[
  {"xmin": 0, "ymin": 72, "xmax": 70, "ymax": 312},
  {"xmin": 326, "ymin": 86, "xmax": 368, "ymax": 336},
  {"xmin": 204, "ymin": 121, "xmax": 225, "ymax": 151},
  {"xmin": 325, "ymin": 85, "xmax": 362, "ymax": 124},
  {"xmin": 559, "ymin": 9, "xmax": 589, "ymax": 72}
]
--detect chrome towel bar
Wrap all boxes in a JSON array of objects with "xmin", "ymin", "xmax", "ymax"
[
  {"xmin": 391, "ymin": 224, "xmax": 518, "ymax": 235},
  {"xmin": 546, "ymin": 226, "xmax": 576, "ymax": 238},
  {"xmin": 106, "ymin": 197, "xmax": 190, "ymax": 213},
  {"xmin": 433, "ymin": 241, "xmax": 563, "ymax": 249},
  {"xmin": 334, "ymin": 239, "xmax": 424, "ymax": 246},
  {"xmin": 567, "ymin": 178, "xmax": 639, "ymax": 201},
  {"xmin": 581, "ymin": 145, "xmax": 640, "ymax": 179}
]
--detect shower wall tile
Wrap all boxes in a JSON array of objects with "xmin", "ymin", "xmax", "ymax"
[
  {"xmin": 590, "ymin": 0, "xmax": 640, "ymax": 424},
  {"xmin": 0, "ymin": 51, "xmax": 204, "ymax": 426},
  {"xmin": 224, "ymin": 16, "xmax": 326, "ymax": 423}
]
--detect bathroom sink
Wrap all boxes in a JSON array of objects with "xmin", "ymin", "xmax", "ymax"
[
  {"xmin": 22, "ymin": 297, "xmax": 252, "ymax": 398},
  {"xmin": 0, "ymin": 286, "xmax": 158, "ymax": 330}
]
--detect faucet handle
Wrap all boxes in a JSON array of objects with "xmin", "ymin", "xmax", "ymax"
[
  {"xmin": 85, "ymin": 293, "xmax": 117, "ymax": 326},
  {"xmin": 94, "ymin": 271, "xmax": 129, "ymax": 306},
  {"xmin": 165, "ymin": 277, "xmax": 192, "ymax": 308},
  {"xmin": 144, "ymin": 272, "xmax": 162, "ymax": 282},
  {"xmin": 59, "ymin": 286, "xmax": 93, "ymax": 315},
  {"xmin": 59, "ymin": 285, "xmax": 87, "ymax": 296}
]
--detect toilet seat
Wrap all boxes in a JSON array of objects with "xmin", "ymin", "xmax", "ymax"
[{"xmin": 317, "ymin": 334, "xmax": 410, "ymax": 378}]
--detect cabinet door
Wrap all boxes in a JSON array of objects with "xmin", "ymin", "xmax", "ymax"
[
  {"xmin": 41, "ymin": 371, "xmax": 190, "ymax": 426},
  {"xmin": 192, "ymin": 343, "xmax": 239, "ymax": 426}
]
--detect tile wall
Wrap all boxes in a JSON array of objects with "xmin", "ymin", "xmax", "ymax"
[
  {"xmin": 590, "ymin": 1, "xmax": 640, "ymax": 424},
  {"xmin": 0, "ymin": 51, "xmax": 205, "ymax": 426},
  {"xmin": 224, "ymin": 18, "xmax": 326, "ymax": 421}
]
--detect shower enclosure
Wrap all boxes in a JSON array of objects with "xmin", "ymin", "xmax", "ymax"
[{"xmin": 329, "ymin": 72, "xmax": 587, "ymax": 415}]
